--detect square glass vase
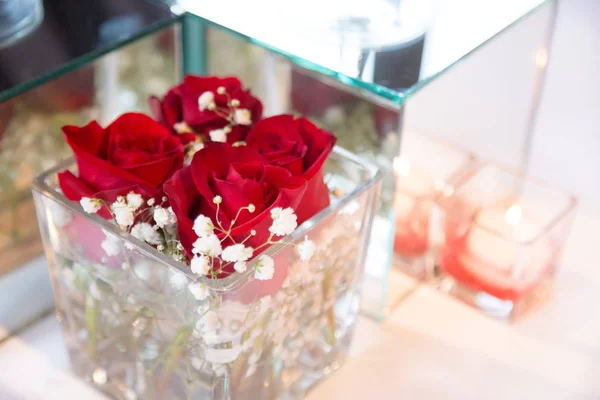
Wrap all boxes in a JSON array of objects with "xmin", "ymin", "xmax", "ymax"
[
  {"xmin": 32, "ymin": 147, "xmax": 381, "ymax": 400},
  {"xmin": 435, "ymin": 162, "xmax": 577, "ymax": 320}
]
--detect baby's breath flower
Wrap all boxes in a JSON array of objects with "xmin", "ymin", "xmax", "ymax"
[
  {"xmin": 100, "ymin": 234, "xmax": 121, "ymax": 257},
  {"xmin": 209, "ymin": 129, "xmax": 227, "ymax": 143},
  {"xmin": 126, "ymin": 192, "xmax": 144, "ymax": 210},
  {"xmin": 131, "ymin": 222, "xmax": 162, "ymax": 245},
  {"xmin": 198, "ymin": 91, "xmax": 215, "ymax": 111},
  {"xmin": 154, "ymin": 206, "xmax": 177, "ymax": 228},
  {"xmin": 216, "ymin": 86, "xmax": 226, "ymax": 95},
  {"xmin": 191, "ymin": 254, "xmax": 210, "ymax": 275},
  {"xmin": 222, "ymin": 244, "xmax": 253, "ymax": 263},
  {"xmin": 230, "ymin": 99, "xmax": 240, "ymax": 107},
  {"xmin": 234, "ymin": 261, "xmax": 247, "ymax": 273},
  {"xmin": 174, "ymin": 121, "xmax": 193, "ymax": 134},
  {"xmin": 269, "ymin": 207, "xmax": 298, "ymax": 236},
  {"xmin": 192, "ymin": 235, "xmax": 222, "ymax": 256},
  {"xmin": 111, "ymin": 201, "xmax": 134, "ymax": 227},
  {"xmin": 248, "ymin": 204, "xmax": 256, "ymax": 213},
  {"xmin": 193, "ymin": 215, "xmax": 214, "ymax": 238},
  {"xmin": 234, "ymin": 108, "xmax": 252, "ymax": 125},
  {"xmin": 297, "ymin": 236, "xmax": 316, "ymax": 260},
  {"xmin": 147, "ymin": 198, "xmax": 155, "ymax": 206},
  {"xmin": 188, "ymin": 282, "xmax": 209, "ymax": 300},
  {"xmin": 80, "ymin": 197, "xmax": 102, "ymax": 214},
  {"xmin": 213, "ymin": 196, "xmax": 222, "ymax": 204},
  {"xmin": 254, "ymin": 255, "xmax": 275, "ymax": 280}
]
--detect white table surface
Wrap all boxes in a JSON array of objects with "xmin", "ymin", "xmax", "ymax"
[{"xmin": 0, "ymin": 211, "xmax": 598, "ymax": 400}]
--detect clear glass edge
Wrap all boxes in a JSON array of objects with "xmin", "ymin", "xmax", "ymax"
[
  {"xmin": 31, "ymin": 145, "xmax": 382, "ymax": 292},
  {"xmin": 184, "ymin": 0, "xmax": 552, "ymax": 105}
]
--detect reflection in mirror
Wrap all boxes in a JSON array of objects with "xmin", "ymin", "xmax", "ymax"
[{"xmin": 0, "ymin": 26, "xmax": 179, "ymax": 278}]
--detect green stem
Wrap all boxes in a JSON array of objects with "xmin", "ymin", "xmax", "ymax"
[
  {"xmin": 157, "ymin": 325, "xmax": 193, "ymax": 394},
  {"xmin": 85, "ymin": 296, "xmax": 99, "ymax": 360}
]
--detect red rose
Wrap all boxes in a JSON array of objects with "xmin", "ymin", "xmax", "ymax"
[
  {"xmin": 163, "ymin": 143, "xmax": 307, "ymax": 276},
  {"xmin": 246, "ymin": 115, "xmax": 336, "ymax": 222},
  {"xmin": 58, "ymin": 113, "xmax": 184, "ymax": 206},
  {"xmin": 149, "ymin": 75, "xmax": 263, "ymax": 145}
]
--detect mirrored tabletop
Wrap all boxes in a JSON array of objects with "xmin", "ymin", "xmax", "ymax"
[{"xmin": 180, "ymin": 0, "xmax": 552, "ymax": 103}]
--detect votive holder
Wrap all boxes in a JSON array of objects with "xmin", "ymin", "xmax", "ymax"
[
  {"xmin": 436, "ymin": 162, "xmax": 577, "ymax": 320},
  {"xmin": 392, "ymin": 132, "xmax": 476, "ymax": 279}
]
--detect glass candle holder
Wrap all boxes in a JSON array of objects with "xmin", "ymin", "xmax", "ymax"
[
  {"xmin": 437, "ymin": 162, "xmax": 577, "ymax": 320},
  {"xmin": 392, "ymin": 132, "xmax": 475, "ymax": 278}
]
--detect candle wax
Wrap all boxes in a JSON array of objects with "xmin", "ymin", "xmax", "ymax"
[{"xmin": 441, "ymin": 206, "xmax": 555, "ymax": 301}]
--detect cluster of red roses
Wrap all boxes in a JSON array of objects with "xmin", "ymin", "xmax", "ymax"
[{"xmin": 58, "ymin": 75, "xmax": 336, "ymax": 276}]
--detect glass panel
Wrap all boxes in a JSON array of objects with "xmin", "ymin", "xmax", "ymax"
[
  {"xmin": 180, "ymin": 1, "xmax": 556, "ymax": 318},
  {"xmin": 178, "ymin": 0, "xmax": 551, "ymax": 103},
  {"xmin": 0, "ymin": 0, "xmax": 179, "ymax": 103},
  {"xmin": 0, "ymin": 25, "xmax": 179, "ymax": 276}
]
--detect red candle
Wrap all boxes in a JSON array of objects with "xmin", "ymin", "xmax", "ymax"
[{"xmin": 440, "ymin": 204, "xmax": 556, "ymax": 301}]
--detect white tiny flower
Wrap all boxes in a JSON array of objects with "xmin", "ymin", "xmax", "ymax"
[
  {"xmin": 153, "ymin": 206, "xmax": 177, "ymax": 228},
  {"xmin": 234, "ymin": 108, "xmax": 252, "ymax": 125},
  {"xmin": 198, "ymin": 91, "xmax": 215, "ymax": 111},
  {"xmin": 230, "ymin": 99, "xmax": 240, "ymax": 108},
  {"xmin": 111, "ymin": 201, "xmax": 134, "ymax": 227},
  {"xmin": 193, "ymin": 215, "xmax": 214, "ymax": 238},
  {"xmin": 254, "ymin": 255, "xmax": 275, "ymax": 280},
  {"xmin": 216, "ymin": 86, "xmax": 226, "ymax": 95},
  {"xmin": 213, "ymin": 195, "xmax": 222, "ymax": 204},
  {"xmin": 174, "ymin": 121, "xmax": 193, "ymax": 134},
  {"xmin": 101, "ymin": 235, "xmax": 121, "ymax": 257},
  {"xmin": 297, "ymin": 237, "xmax": 316, "ymax": 260},
  {"xmin": 234, "ymin": 261, "xmax": 247, "ymax": 273},
  {"xmin": 190, "ymin": 255, "xmax": 210, "ymax": 275},
  {"xmin": 132, "ymin": 261, "xmax": 151, "ymax": 281},
  {"xmin": 192, "ymin": 235, "xmax": 222, "ymax": 257},
  {"xmin": 269, "ymin": 207, "xmax": 298, "ymax": 236},
  {"xmin": 126, "ymin": 192, "xmax": 144, "ymax": 210},
  {"xmin": 188, "ymin": 282, "xmax": 209, "ymax": 300},
  {"xmin": 147, "ymin": 198, "xmax": 155, "ymax": 206},
  {"xmin": 131, "ymin": 222, "xmax": 163, "ymax": 245},
  {"xmin": 221, "ymin": 244, "xmax": 253, "ymax": 263},
  {"xmin": 169, "ymin": 271, "xmax": 188, "ymax": 289},
  {"xmin": 248, "ymin": 204, "xmax": 256, "ymax": 213},
  {"xmin": 80, "ymin": 197, "xmax": 101, "ymax": 214},
  {"xmin": 209, "ymin": 129, "xmax": 227, "ymax": 143}
]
